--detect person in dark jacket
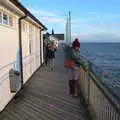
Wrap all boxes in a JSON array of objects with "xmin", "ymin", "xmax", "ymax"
[
  {"xmin": 64, "ymin": 38, "xmax": 88, "ymax": 96},
  {"xmin": 46, "ymin": 42, "xmax": 56, "ymax": 70}
]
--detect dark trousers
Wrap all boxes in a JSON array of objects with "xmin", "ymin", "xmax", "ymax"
[
  {"xmin": 45, "ymin": 56, "xmax": 48, "ymax": 65},
  {"xmin": 69, "ymin": 80, "xmax": 75, "ymax": 95}
]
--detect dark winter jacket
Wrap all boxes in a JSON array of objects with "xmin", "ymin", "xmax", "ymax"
[{"xmin": 64, "ymin": 45, "xmax": 89, "ymax": 69}]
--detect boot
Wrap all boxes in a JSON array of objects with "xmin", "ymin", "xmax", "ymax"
[{"xmin": 69, "ymin": 80, "xmax": 75, "ymax": 95}]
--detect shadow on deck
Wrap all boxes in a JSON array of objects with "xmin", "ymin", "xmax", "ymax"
[{"xmin": 0, "ymin": 46, "xmax": 90, "ymax": 120}]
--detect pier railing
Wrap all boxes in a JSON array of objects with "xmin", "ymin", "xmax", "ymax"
[{"xmin": 78, "ymin": 61, "xmax": 120, "ymax": 120}]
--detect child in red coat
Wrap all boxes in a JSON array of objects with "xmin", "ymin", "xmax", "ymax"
[{"xmin": 64, "ymin": 38, "xmax": 80, "ymax": 97}]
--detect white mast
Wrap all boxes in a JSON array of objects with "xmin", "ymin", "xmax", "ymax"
[
  {"xmin": 68, "ymin": 11, "xmax": 71, "ymax": 44},
  {"xmin": 65, "ymin": 17, "xmax": 68, "ymax": 43},
  {"xmin": 65, "ymin": 11, "xmax": 71, "ymax": 44}
]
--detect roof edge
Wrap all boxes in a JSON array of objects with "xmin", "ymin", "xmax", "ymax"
[{"xmin": 9, "ymin": 0, "xmax": 47, "ymax": 30}]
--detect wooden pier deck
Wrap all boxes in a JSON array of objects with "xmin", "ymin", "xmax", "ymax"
[{"xmin": 0, "ymin": 46, "xmax": 90, "ymax": 120}]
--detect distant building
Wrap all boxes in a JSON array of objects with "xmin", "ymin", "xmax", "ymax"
[
  {"xmin": 43, "ymin": 30, "xmax": 64, "ymax": 48},
  {"xmin": 0, "ymin": 0, "xmax": 46, "ymax": 112},
  {"xmin": 52, "ymin": 34, "xmax": 64, "ymax": 41},
  {"xmin": 44, "ymin": 30, "xmax": 64, "ymax": 41}
]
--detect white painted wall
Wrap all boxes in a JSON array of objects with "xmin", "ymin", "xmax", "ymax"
[{"xmin": 0, "ymin": 5, "xmax": 44, "ymax": 112}]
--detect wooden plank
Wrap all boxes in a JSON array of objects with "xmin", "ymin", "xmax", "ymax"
[{"xmin": 0, "ymin": 45, "xmax": 90, "ymax": 120}]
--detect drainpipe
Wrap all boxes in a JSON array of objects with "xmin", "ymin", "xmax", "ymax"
[
  {"xmin": 18, "ymin": 14, "xmax": 28, "ymax": 86},
  {"xmin": 40, "ymin": 29, "xmax": 44, "ymax": 65},
  {"xmin": 40, "ymin": 30, "xmax": 42, "ymax": 65}
]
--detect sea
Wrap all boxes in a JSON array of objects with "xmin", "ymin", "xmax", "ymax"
[{"xmin": 80, "ymin": 43, "xmax": 120, "ymax": 98}]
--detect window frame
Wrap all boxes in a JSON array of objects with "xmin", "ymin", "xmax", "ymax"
[
  {"xmin": 3, "ymin": 13, "xmax": 8, "ymax": 25},
  {"xmin": 0, "ymin": 11, "xmax": 2, "ymax": 24},
  {"xmin": 29, "ymin": 25, "xmax": 33, "ymax": 54},
  {"xmin": 9, "ymin": 15, "xmax": 13, "ymax": 26},
  {"xmin": 0, "ymin": 10, "xmax": 16, "ymax": 28},
  {"xmin": 22, "ymin": 21, "xmax": 28, "ymax": 32}
]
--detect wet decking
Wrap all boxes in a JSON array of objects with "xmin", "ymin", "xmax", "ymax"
[{"xmin": 0, "ymin": 46, "xmax": 90, "ymax": 120}]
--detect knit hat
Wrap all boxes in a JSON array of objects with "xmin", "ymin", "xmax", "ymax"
[{"xmin": 72, "ymin": 38, "xmax": 80, "ymax": 48}]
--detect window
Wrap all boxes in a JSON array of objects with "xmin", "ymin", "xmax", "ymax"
[
  {"xmin": 29, "ymin": 25, "xmax": 33, "ymax": 33},
  {"xmin": 0, "ymin": 12, "xmax": 16, "ymax": 27},
  {"xmin": 29, "ymin": 40, "xmax": 32, "ymax": 54},
  {"xmin": 22, "ymin": 22, "xmax": 27, "ymax": 32},
  {"xmin": 22, "ymin": 22, "xmax": 25, "ymax": 31},
  {"xmin": 0, "ymin": 12, "xmax": 2, "ymax": 24},
  {"xmin": 3, "ymin": 14, "xmax": 8, "ymax": 25},
  {"xmin": 29, "ymin": 25, "xmax": 33, "ymax": 54},
  {"xmin": 13, "ymin": 17, "xmax": 17, "ymax": 27},
  {"xmin": 9, "ymin": 16, "xmax": 13, "ymax": 26}
]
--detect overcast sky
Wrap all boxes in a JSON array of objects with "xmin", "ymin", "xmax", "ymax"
[{"xmin": 21, "ymin": 0, "xmax": 120, "ymax": 42}]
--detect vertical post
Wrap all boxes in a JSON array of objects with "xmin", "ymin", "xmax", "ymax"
[
  {"xmin": 88, "ymin": 73, "xmax": 90, "ymax": 105},
  {"xmin": 87, "ymin": 62, "xmax": 92, "ymax": 105}
]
